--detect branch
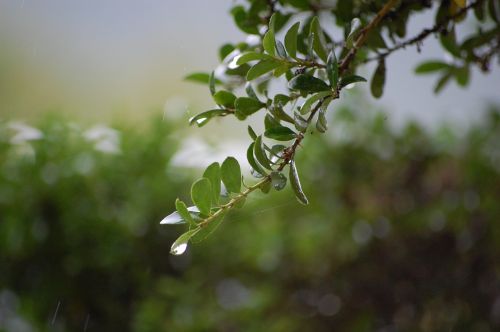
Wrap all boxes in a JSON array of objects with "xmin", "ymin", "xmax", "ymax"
[
  {"xmin": 360, "ymin": 0, "xmax": 485, "ymax": 65},
  {"xmin": 193, "ymin": 0, "xmax": 401, "ymax": 231},
  {"xmin": 339, "ymin": 0, "xmax": 400, "ymax": 74}
]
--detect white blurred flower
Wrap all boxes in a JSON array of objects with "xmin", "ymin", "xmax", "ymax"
[
  {"xmin": 8, "ymin": 122, "xmax": 43, "ymax": 144},
  {"xmin": 84, "ymin": 125, "xmax": 121, "ymax": 154}
]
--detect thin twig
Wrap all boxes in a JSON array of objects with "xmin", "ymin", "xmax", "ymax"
[{"xmin": 360, "ymin": 0, "xmax": 484, "ymax": 65}]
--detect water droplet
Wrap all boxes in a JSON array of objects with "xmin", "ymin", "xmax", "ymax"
[{"xmin": 170, "ymin": 243, "xmax": 188, "ymax": 255}]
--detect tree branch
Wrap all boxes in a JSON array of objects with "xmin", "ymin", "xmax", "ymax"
[{"xmin": 360, "ymin": 0, "xmax": 485, "ymax": 65}]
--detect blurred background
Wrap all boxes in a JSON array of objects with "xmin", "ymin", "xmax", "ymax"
[{"xmin": 1, "ymin": 1, "xmax": 500, "ymax": 331}]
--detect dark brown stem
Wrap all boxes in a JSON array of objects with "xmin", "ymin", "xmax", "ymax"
[
  {"xmin": 360, "ymin": 0, "xmax": 484, "ymax": 65},
  {"xmin": 339, "ymin": 0, "xmax": 400, "ymax": 74}
]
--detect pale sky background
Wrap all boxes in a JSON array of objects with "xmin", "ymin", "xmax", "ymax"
[{"xmin": 1, "ymin": 0, "xmax": 499, "ymax": 132}]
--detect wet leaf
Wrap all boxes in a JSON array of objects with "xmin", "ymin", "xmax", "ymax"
[
  {"xmin": 254, "ymin": 135, "xmax": 273, "ymax": 170},
  {"xmin": 209, "ymin": 71, "xmax": 216, "ymax": 96},
  {"xmin": 203, "ymin": 162, "xmax": 221, "ymax": 204},
  {"xmin": 170, "ymin": 229, "xmax": 199, "ymax": 255},
  {"xmin": 247, "ymin": 125, "xmax": 258, "ymax": 140},
  {"xmin": 289, "ymin": 160, "xmax": 309, "ymax": 205},
  {"xmin": 284, "ymin": 22, "xmax": 300, "ymax": 59},
  {"xmin": 213, "ymin": 90, "xmax": 236, "ymax": 108},
  {"xmin": 185, "ymin": 72, "xmax": 222, "ymax": 85},
  {"xmin": 235, "ymin": 97, "xmax": 265, "ymax": 118},
  {"xmin": 247, "ymin": 142, "xmax": 267, "ymax": 177},
  {"xmin": 415, "ymin": 61, "xmax": 451, "ymax": 74},
  {"xmin": 264, "ymin": 126, "xmax": 297, "ymax": 141},
  {"xmin": 339, "ymin": 75, "xmax": 367, "ymax": 89},
  {"xmin": 189, "ymin": 109, "xmax": 228, "ymax": 127},
  {"xmin": 370, "ymin": 59, "xmax": 386, "ymax": 99},
  {"xmin": 294, "ymin": 112, "xmax": 308, "ymax": 131},
  {"xmin": 275, "ymin": 40, "xmax": 287, "ymax": 58},
  {"xmin": 263, "ymin": 27, "xmax": 276, "ymax": 56},
  {"xmin": 175, "ymin": 199, "xmax": 196, "ymax": 227},
  {"xmin": 221, "ymin": 157, "xmax": 241, "ymax": 193},
  {"xmin": 310, "ymin": 17, "xmax": 327, "ymax": 62},
  {"xmin": 289, "ymin": 74, "xmax": 330, "ymax": 93},
  {"xmin": 316, "ymin": 109, "xmax": 328, "ymax": 133},
  {"xmin": 247, "ymin": 59, "xmax": 282, "ymax": 80},
  {"xmin": 300, "ymin": 91, "xmax": 331, "ymax": 115},
  {"xmin": 327, "ymin": 50, "xmax": 339, "ymax": 89},
  {"xmin": 191, "ymin": 178, "xmax": 212, "ymax": 216},
  {"xmin": 237, "ymin": 52, "xmax": 272, "ymax": 65}
]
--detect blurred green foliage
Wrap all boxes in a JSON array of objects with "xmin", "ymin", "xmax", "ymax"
[{"xmin": 1, "ymin": 107, "xmax": 500, "ymax": 331}]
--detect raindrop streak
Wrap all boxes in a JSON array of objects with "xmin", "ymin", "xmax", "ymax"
[
  {"xmin": 83, "ymin": 314, "xmax": 90, "ymax": 331},
  {"xmin": 51, "ymin": 301, "xmax": 61, "ymax": 325}
]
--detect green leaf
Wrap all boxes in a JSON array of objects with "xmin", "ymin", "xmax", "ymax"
[
  {"xmin": 189, "ymin": 109, "xmax": 228, "ymax": 127},
  {"xmin": 247, "ymin": 125, "xmax": 258, "ymax": 140},
  {"xmin": 175, "ymin": 199, "xmax": 195, "ymax": 227},
  {"xmin": 299, "ymin": 91, "xmax": 331, "ymax": 115},
  {"xmin": 160, "ymin": 206, "xmax": 201, "ymax": 225},
  {"xmin": 213, "ymin": 90, "xmax": 236, "ymax": 108},
  {"xmin": 246, "ymin": 59, "xmax": 282, "ymax": 80},
  {"xmin": 219, "ymin": 43, "xmax": 235, "ymax": 61},
  {"xmin": 247, "ymin": 142, "xmax": 267, "ymax": 177},
  {"xmin": 434, "ymin": 73, "xmax": 452, "ymax": 94},
  {"xmin": 191, "ymin": 211, "xmax": 226, "ymax": 243},
  {"xmin": 270, "ymin": 171, "xmax": 287, "ymax": 191},
  {"xmin": 203, "ymin": 163, "xmax": 221, "ymax": 205},
  {"xmin": 235, "ymin": 97, "xmax": 265, "ymax": 118},
  {"xmin": 316, "ymin": 109, "xmax": 328, "ymax": 133},
  {"xmin": 231, "ymin": 6, "xmax": 259, "ymax": 34},
  {"xmin": 273, "ymin": 63, "xmax": 291, "ymax": 77},
  {"xmin": 237, "ymin": 52, "xmax": 272, "ymax": 66},
  {"xmin": 415, "ymin": 61, "xmax": 451, "ymax": 74},
  {"xmin": 221, "ymin": 157, "xmax": 241, "ymax": 193},
  {"xmin": 440, "ymin": 28, "xmax": 461, "ymax": 57},
  {"xmin": 326, "ymin": 50, "xmax": 339, "ymax": 89},
  {"xmin": 264, "ymin": 114, "xmax": 281, "ymax": 130},
  {"xmin": 289, "ymin": 74, "xmax": 330, "ymax": 93},
  {"xmin": 160, "ymin": 211, "xmax": 185, "ymax": 225},
  {"xmin": 254, "ymin": 135, "xmax": 273, "ymax": 170},
  {"xmin": 263, "ymin": 29, "xmax": 276, "ymax": 56},
  {"xmin": 294, "ymin": 112, "xmax": 308, "ymax": 131},
  {"xmin": 185, "ymin": 72, "xmax": 222, "ymax": 85},
  {"xmin": 191, "ymin": 178, "xmax": 212, "ymax": 216},
  {"xmin": 274, "ymin": 94, "xmax": 291, "ymax": 107},
  {"xmin": 310, "ymin": 17, "xmax": 328, "ymax": 62},
  {"xmin": 275, "ymin": 40, "xmax": 287, "ymax": 58},
  {"xmin": 245, "ymin": 83, "xmax": 259, "ymax": 100},
  {"xmin": 170, "ymin": 229, "xmax": 200, "ymax": 255},
  {"xmin": 271, "ymin": 105, "xmax": 295, "ymax": 124},
  {"xmin": 454, "ymin": 65, "xmax": 470, "ymax": 87},
  {"xmin": 265, "ymin": 126, "xmax": 297, "ymax": 141},
  {"xmin": 284, "ymin": 22, "xmax": 300, "ymax": 59},
  {"xmin": 339, "ymin": 75, "xmax": 367, "ymax": 89},
  {"xmin": 209, "ymin": 71, "xmax": 216, "ymax": 96},
  {"xmin": 346, "ymin": 18, "xmax": 362, "ymax": 49},
  {"xmin": 289, "ymin": 160, "xmax": 309, "ymax": 205},
  {"xmin": 370, "ymin": 59, "xmax": 386, "ymax": 99}
]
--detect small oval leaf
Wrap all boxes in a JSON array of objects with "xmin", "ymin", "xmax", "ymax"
[
  {"xmin": 191, "ymin": 178, "xmax": 212, "ymax": 216},
  {"xmin": 289, "ymin": 74, "xmax": 330, "ymax": 93},
  {"xmin": 284, "ymin": 22, "xmax": 300, "ymax": 59},
  {"xmin": 264, "ymin": 126, "xmax": 297, "ymax": 141},
  {"xmin": 221, "ymin": 157, "xmax": 242, "ymax": 193},
  {"xmin": 170, "ymin": 229, "xmax": 199, "ymax": 255},
  {"xmin": 203, "ymin": 162, "xmax": 221, "ymax": 205},
  {"xmin": 254, "ymin": 136, "xmax": 273, "ymax": 170}
]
